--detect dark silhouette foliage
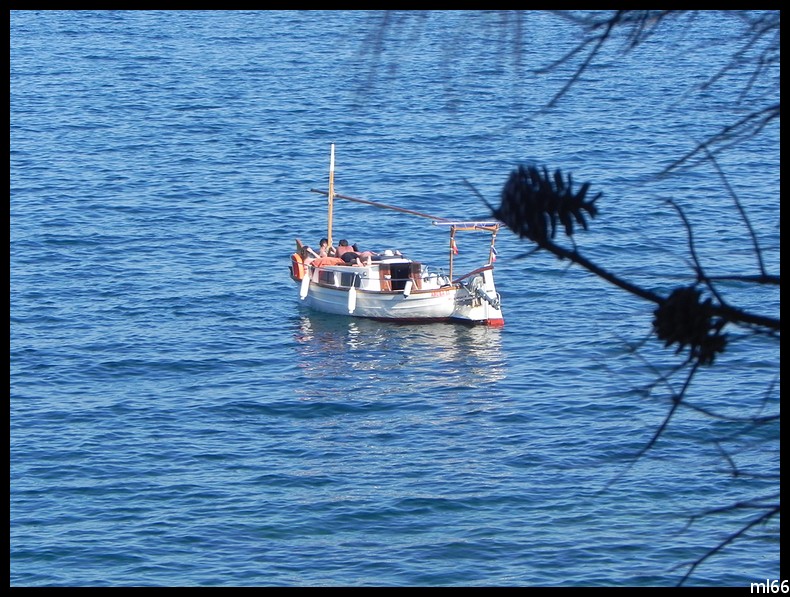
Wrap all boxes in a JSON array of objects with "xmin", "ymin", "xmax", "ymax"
[
  {"xmin": 368, "ymin": 9, "xmax": 780, "ymax": 585},
  {"xmin": 479, "ymin": 10, "xmax": 780, "ymax": 585},
  {"xmin": 493, "ymin": 166, "xmax": 600, "ymax": 242},
  {"xmin": 652, "ymin": 286, "xmax": 727, "ymax": 366}
]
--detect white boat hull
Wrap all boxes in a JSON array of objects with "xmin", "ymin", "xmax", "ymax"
[
  {"xmin": 302, "ymin": 282, "xmax": 457, "ymax": 321},
  {"xmin": 296, "ymin": 263, "xmax": 504, "ymax": 326}
]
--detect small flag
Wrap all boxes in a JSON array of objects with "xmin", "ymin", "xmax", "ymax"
[
  {"xmin": 491, "ymin": 246, "xmax": 497, "ymax": 262},
  {"xmin": 451, "ymin": 238, "xmax": 458, "ymax": 255}
]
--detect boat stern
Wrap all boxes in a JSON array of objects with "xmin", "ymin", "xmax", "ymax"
[{"xmin": 451, "ymin": 267, "xmax": 504, "ymax": 326}]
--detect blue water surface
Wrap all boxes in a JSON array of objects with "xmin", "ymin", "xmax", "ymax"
[{"xmin": 10, "ymin": 10, "xmax": 780, "ymax": 587}]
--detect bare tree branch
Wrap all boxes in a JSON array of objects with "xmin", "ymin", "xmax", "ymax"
[
  {"xmin": 676, "ymin": 505, "xmax": 780, "ymax": 586},
  {"xmin": 659, "ymin": 104, "xmax": 780, "ymax": 175},
  {"xmin": 705, "ymin": 147, "xmax": 769, "ymax": 278},
  {"xmin": 539, "ymin": 11, "xmax": 625, "ymax": 110},
  {"xmin": 365, "ymin": 10, "xmax": 780, "ymax": 585}
]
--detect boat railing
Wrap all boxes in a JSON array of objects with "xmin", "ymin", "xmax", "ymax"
[
  {"xmin": 308, "ymin": 261, "xmax": 450, "ymax": 293},
  {"xmin": 431, "ymin": 221, "xmax": 500, "ymax": 231},
  {"xmin": 420, "ymin": 266, "xmax": 452, "ymax": 288}
]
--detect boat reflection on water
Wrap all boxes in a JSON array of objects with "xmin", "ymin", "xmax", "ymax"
[{"xmin": 292, "ymin": 312, "xmax": 506, "ymax": 398}]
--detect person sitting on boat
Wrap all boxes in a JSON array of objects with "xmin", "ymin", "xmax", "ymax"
[
  {"xmin": 335, "ymin": 240, "xmax": 362, "ymax": 265},
  {"xmin": 336, "ymin": 240, "xmax": 380, "ymax": 265},
  {"xmin": 300, "ymin": 245, "xmax": 319, "ymax": 264},
  {"xmin": 300, "ymin": 245, "xmax": 344, "ymax": 268},
  {"xmin": 353, "ymin": 243, "xmax": 381, "ymax": 263},
  {"xmin": 340, "ymin": 251, "xmax": 381, "ymax": 265},
  {"xmin": 318, "ymin": 238, "xmax": 335, "ymax": 257},
  {"xmin": 334, "ymin": 239, "xmax": 354, "ymax": 259}
]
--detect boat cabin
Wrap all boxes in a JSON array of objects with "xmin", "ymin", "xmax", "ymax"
[{"xmin": 291, "ymin": 252, "xmax": 451, "ymax": 294}]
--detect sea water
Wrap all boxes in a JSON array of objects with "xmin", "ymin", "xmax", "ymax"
[{"xmin": 10, "ymin": 10, "xmax": 780, "ymax": 586}]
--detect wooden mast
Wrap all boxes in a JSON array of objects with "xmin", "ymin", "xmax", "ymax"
[{"xmin": 327, "ymin": 143, "xmax": 335, "ymax": 249}]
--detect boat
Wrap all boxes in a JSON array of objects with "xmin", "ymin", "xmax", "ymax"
[{"xmin": 289, "ymin": 144, "xmax": 504, "ymax": 326}]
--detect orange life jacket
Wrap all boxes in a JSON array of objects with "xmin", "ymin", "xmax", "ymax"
[{"xmin": 291, "ymin": 252, "xmax": 305, "ymax": 280}]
